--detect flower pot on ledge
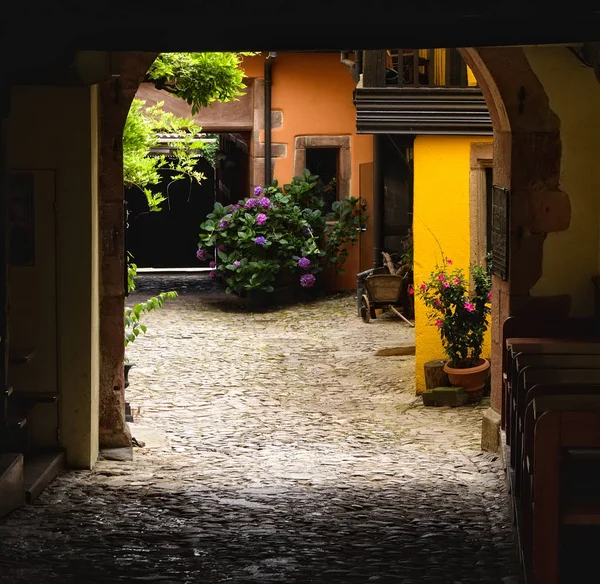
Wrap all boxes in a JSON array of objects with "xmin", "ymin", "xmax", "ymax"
[{"xmin": 443, "ymin": 358, "xmax": 490, "ymax": 403}]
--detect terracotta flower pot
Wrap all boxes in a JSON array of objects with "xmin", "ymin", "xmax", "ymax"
[{"xmin": 443, "ymin": 358, "xmax": 490, "ymax": 392}]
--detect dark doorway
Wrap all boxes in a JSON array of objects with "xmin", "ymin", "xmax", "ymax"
[
  {"xmin": 216, "ymin": 132, "xmax": 251, "ymax": 205},
  {"xmin": 382, "ymin": 135, "xmax": 413, "ymax": 255},
  {"xmin": 126, "ymin": 156, "xmax": 216, "ymax": 268}
]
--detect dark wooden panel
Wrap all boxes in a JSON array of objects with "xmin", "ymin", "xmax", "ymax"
[
  {"xmin": 491, "ymin": 185, "xmax": 510, "ymax": 281},
  {"xmin": 354, "ymin": 87, "xmax": 492, "ymax": 135}
]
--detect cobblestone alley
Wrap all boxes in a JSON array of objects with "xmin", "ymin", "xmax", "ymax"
[{"xmin": 0, "ymin": 275, "xmax": 519, "ymax": 583}]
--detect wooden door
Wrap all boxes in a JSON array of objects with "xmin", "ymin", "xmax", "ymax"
[{"xmin": 7, "ymin": 170, "xmax": 58, "ymax": 449}]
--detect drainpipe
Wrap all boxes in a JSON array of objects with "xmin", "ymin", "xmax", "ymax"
[
  {"xmin": 340, "ymin": 51, "xmax": 354, "ymax": 68},
  {"xmin": 264, "ymin": 52, "xmax": 276, "ymax": 186},
  {"xmin": 372, "ymin": 134, "xmax": 384, "ymax": 268}
]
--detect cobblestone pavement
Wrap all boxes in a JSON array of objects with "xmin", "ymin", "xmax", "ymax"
[{"xmin": 0, "ymin": 274, "xmax": 519, "ymax": 583}]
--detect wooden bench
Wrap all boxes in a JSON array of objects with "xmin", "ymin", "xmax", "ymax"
[
  {"xmin": 509, "ymin": 355, "xmax": 600, "ymax": 470},
  {"xmin": 530, "ymin": 404, "xmax": 600, "ymax": 584},
  {"xmin": 519, "ymin": 386, "xmax": 600, "ymax": 572},
  {"xmin": 502, "ymin": 316, "xmax": 596, "ymax": 429},
  {"xmin": 504, "ymin": 337, "xmax": 600, "ymax": 436},
  {"xmin": 512, "ymin": 368, "xmax": 600, "ymax": 489}
]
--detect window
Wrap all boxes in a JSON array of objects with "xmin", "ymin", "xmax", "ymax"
[
  {"xmin": 293, "ymin": 136, "xmax": 351, "ymax": 202},
  {"xmin": 305, "ymin": 147, "xmax": 339, "ymax": 207}
]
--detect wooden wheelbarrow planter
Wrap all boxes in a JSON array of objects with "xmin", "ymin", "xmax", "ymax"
[{"xmin": 360, "ymin": 270, "xmax": 414, "ymax": 327}]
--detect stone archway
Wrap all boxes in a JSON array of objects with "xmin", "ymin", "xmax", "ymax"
[
  {"xmin": 459, "ymin": 47, "xmax": 569, "ymax": 450},
  {"xmin": 98, "ymin": 47, "xmax": 570, "ymax": 455},
  {"xmin": 98, "ymin": 52, "xmax": 158, "ymax": 449}
]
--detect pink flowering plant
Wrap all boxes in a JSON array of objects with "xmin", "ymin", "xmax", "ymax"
[
  {"xmin": 197, "ymin": 170, "xmax": 367, "ymax": 294},
  {"xmin": 415, "ymin": 259, "xmax": 492, "ymax": 368}
]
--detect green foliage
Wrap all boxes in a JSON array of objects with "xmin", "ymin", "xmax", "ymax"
[
  {"xmin": 197, "ymin": 170, "xmax": 368, "ymax": 294},
  {"xmin": 146, "ymin": 52, "xmax": 251, "ymax": 115},
  {"xmin": 123, "ymin": 99, "xmax": 214, "ymax": 212},
  {"xmin": 127, "ymin": 254, "xmax": 137, "ymax": 294},
  {"xmin": 124, "ymin": 291, "xmax": 178, "ymax": 348},
  {"xmin": 415, "ymin": 258, "xmax": 492, "ymax": 368}
]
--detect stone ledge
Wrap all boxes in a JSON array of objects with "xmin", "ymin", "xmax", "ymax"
[{"xmin": 481, "ymin": 407, "xmax": 501, "ymax": 453}]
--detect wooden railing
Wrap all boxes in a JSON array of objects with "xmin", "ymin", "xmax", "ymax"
[{"xmin": 362, "ymin": 49, "xmax": 471, "ymax": 89}]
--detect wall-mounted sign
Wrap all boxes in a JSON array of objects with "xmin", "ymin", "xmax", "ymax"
[{"xmin": 491, "ymin": 185, "xmax": 509, "ymax": 281}]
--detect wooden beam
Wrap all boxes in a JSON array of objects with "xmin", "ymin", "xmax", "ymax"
[{"xmin": 362, "ymin": 50, "xmax": 386, "ymax": 88}]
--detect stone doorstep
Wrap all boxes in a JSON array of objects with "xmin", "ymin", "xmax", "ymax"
[
  {"xmin": 422, "ymin": 386, "xmax": 468, "ymax": 407},
  {"xmin": 99, "ymin": 447, "xmax": 133, "ymax": 462},
  {"xmin": 0, "ymin": 453, "xmax": 24, "ymax": 518},
  {"xmin": 23, "ymin": 450, "xmax": 65, "ymax": 504}
]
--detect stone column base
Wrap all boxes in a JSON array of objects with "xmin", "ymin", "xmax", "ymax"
[
  {"xmin": 99, "ymin": 423, "xmax": 132, "ymax": 449},
  {"xmin": 481, "ymin": 407, "xmax": 501, "ymax": 453}
]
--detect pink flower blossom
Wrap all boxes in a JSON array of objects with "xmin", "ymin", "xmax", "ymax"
[
  {"xmin": 438, "ymin": 273, "xmax": 445, "ymax": 281},
  {"xmin": 420, "ymin": 283, "xmax": 427, "ymax": 292},
  {"xmin": 208, "ymin": 270, "xmax": 216, "ymax": 280},
  {"xmin": 464, "ymin": 301, "xmax": 475, "ymax": 313},
  {"xmin": 434, "ymin": 299, "xmax": 441, "ymax": 307},
  {"xmin": 209, "ymin": 260, "xmax": 216, "ymax": 268},
  {"xmin": 435, "ymin": 319, "xmax": 443, "ymax": 328},
  {"xmin": 487, "ymin": 290, "xmax": 492, "ymax": 301},
  {"xmin": 408, "ymin": 285, "xmax": 414, "ymax": 295},
  {"xmin": 446, "ymin": 258, "xmax": 453, "ymax": 265},
  {"xmin": 453, "ymin": 278, "xmax": 460, "ymax": 285},
  {"xmin": 443, "ymin": 281, "xmax": 450, "ymax": 288}
]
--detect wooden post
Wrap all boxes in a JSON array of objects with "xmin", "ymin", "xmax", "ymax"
[
  {"xmin": 424, "ymin": 360, "xmax": 450, "ymax": 389},
  {"xmin": 362, "ymin": 50, "xmax": 387, "ymax": 88}
]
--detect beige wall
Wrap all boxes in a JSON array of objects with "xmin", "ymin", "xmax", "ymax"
[
  {"xmin": 525, "ymin": 47, "xmax": 600, "ymax": 316},
  {"xmin": 8, "ymin": 85, "xmax": 100, "ymax": 469}
]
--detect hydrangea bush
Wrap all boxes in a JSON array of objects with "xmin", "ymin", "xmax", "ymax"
[
  {"xmin": 414, "ymin": 258, "xmax": 492, "ymax": 368},
  {"xmin": 197, "ymin": 170, "xmax": 367, "ymax": 294}
]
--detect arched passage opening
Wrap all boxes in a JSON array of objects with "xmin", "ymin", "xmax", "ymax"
[
  {"xmin": 95, "ymin": 46, "xmax": 568, "ymax": 460},
  {"xmin": 7, "ymin": 14, "xmax": 600, "ymax": 580}
]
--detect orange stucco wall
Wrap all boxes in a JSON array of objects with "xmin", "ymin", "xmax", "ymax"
[{"xmin": 242, "ymin": 53, "xmax": 374, "ymax": 290}]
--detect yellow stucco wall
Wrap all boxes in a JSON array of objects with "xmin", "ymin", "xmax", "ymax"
[
  {"xmin": 9, "ymin": 85, "xmax": 100, "ymax": 469},
  {"xmin": 413, "ymin": 135, "xmax": 492, "ymax": 392},
  {"xmin": 524, "ymin": 47, "xmax": 600, "ymax": 316}
]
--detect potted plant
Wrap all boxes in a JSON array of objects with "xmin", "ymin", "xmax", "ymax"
[{"xmin": 415, "ymin": 257, "xmax": 492, "ymax": 398}]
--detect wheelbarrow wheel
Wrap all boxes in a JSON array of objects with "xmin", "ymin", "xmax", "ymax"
[{"xmin": 360, "ymin": 294, "xmax": 374, "ymax": 323}]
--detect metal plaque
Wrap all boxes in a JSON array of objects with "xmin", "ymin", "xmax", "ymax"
[{"xmin": 491, "ymin": 185, "xmax": 509, "ymax": 281}]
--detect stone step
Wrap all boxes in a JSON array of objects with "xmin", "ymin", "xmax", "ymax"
[
  {"xmin": 23, "ymin": 450, "xmax": 65, "ymax": 504},
  {"xmin": 0, "ymin": 452, "xmax": 24, "ymax": 518}
]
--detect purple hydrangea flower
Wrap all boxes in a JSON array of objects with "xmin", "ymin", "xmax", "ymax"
[
  {"xmin": 208, "ymin": 270, "xmax": 216, "ymax": 280},
  {"xmin": 245, "ymin": 198, "xmax": 258, "ymax": 209},
  {"xmin": 219, "ymin": 215, "xmax": 232, "ymax": 230},
  {"xmin": 254, "ymin": 236, "xmax": 267, "ymax": 246},
  {"xmin": 258, "ymin": 197, "xmax": 271, "ymax": 210},
  {"xmin": 298, "ymin": 257, "xmax": 311, "ymax": 270},
  {"xmin": 230, "ymin": 204, "xmax": 241, "ymax": 212},
  {"xmin": 196, "ymin": 248, "xmax": 207, "ymax": 261},
  {"xmin": 256, "ymin": 213, "xmax": 267, "ymax": 226},
  {"xmin": 254, "ymin": 186, "xmax": 263, "ymax": 196},
  {"xmin": 300, "ymin": 273, "xmax": 316, "ymax": 288},
  {"xmin": 218, "ymin": 245, "xmax": 226, "ymax": 252},
  {"xmin": 233, "ymin": 260, "xmax": 241, "ymax": 267},
  {"xmin": 209, "ymin": 260, "xmax": 216, "ymax": 268}
]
